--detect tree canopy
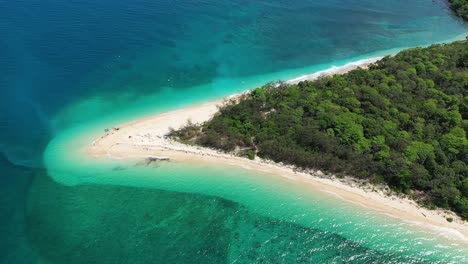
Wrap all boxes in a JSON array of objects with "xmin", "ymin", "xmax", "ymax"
[
  {"xmin": 450, "ymin": 0, "xmax": 468, "ymax": 21},
  {"xmin": 170, "ymin": 40, "xmax": 468, "ymax": 219}
]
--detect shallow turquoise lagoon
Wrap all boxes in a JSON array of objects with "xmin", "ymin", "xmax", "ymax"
[{"xmin": 1, "ymin": 0, "xmax": 468, "ymax": 263}]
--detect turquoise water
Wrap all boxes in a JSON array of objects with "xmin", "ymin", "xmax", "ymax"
[{"xmin": 1, "ymin": 0, "xmax": 468, "ymax": 263}]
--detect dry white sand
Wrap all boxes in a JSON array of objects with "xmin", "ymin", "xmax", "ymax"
[{"xmin": 85, "ymin": 59, "xmax": 468, "ymax": 241}]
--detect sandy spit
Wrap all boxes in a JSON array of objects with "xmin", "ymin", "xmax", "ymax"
[{"xmin": 85, "ymin": 59, "xmax": 468, "ymax": 242}]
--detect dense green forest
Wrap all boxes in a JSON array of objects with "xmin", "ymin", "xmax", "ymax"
[
  {"xmin": 450, "ymin": 0, "xmax": 468, "ymax": 21},
  {"xmin": 170, "ymin": 40, "xmax": 468, "ymax": 219}
]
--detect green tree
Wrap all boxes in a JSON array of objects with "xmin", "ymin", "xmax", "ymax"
[
  {"xmin": 171, "ymin": 40, "xmax": 468, "ymax": 219},
  {"xmin": 441, "ymin": 127, "xmax": 468, "ymax": 155},
  {"xmin": 405, "ymin": 141, "xmax": 435, "ymax": 165}
]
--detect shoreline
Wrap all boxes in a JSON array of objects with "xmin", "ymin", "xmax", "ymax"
[
  {"xmin": 84, "ymin": 58, "xmax": 468, "ymax": 242},
  {"xmin": 286, "ymin": 57, "xmax": 381, "ymax": 84}
]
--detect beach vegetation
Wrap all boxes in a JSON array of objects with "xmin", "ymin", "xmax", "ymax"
[
  {"xmin": 171, "ymin": 40, "xmax": 468, "ymax": 219},
  {"xmin": 450, "ymin": 0, "xmax": 468, "ymax": 21}
]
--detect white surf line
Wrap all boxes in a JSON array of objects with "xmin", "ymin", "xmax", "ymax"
[{"xmin": 286, "ymin": 57, "xmax": 383, "ymax": 84}]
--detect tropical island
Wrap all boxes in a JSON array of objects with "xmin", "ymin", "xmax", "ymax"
[
  {"xmin": 82, "ymin": 1, "xmax": 468, "ymax": 240},
  {"xmin": 170, "ymin": 40, "xmax": 468, "ymax": 220},
  {"xmin": 6, "ymin": 0, "xmax": 468, "ymax": 263},
  {"xmin": 165, "ymin": 2, "xmax": 468, "ymax": 221}
]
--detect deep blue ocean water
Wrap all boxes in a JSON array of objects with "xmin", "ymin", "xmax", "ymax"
[
  {"xmin": 1, "ymin": 0, "xmax": 467, "ymax": 263},
  {"xmin": 1, "ymin": 0, "xmax": 466, "ymax": 166}
]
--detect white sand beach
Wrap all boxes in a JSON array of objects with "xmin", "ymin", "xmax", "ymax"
[{"xmin": 85, "ymin": 59, "xmax": 468, "ymax": 241}]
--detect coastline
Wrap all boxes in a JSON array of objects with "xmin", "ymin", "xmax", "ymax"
[
  {"xmin": 286, "ymin": 57, "xmax": 381, "ymax": 84},
  {"xmin": 84, "ymin": 58, "xmax": 468, "ymax": 242}
]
